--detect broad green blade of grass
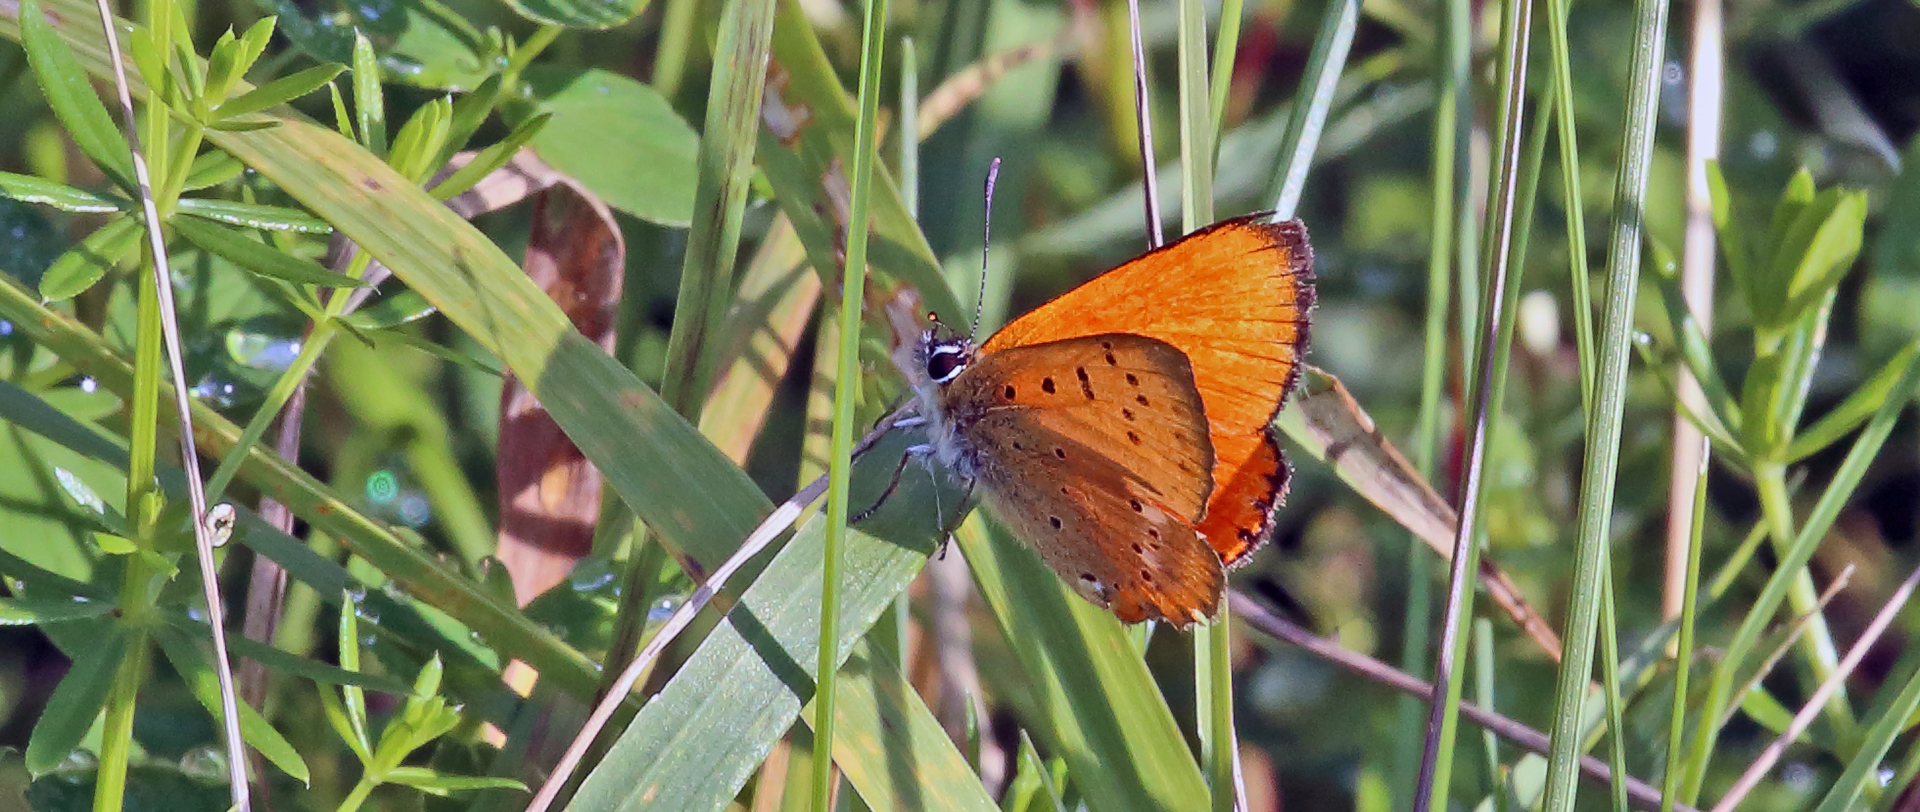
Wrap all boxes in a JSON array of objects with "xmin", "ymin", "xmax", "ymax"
[
  {"xmin": 962, "ymin": 519, "xmax": 1210, "ymax": 812},
  {"xmin": 800, "ymin": 640, "xmax": 1000, "ymax": 812},
  {"xmin": 566, "ymin": 434, "xmax": 957, "ymax": 811}
]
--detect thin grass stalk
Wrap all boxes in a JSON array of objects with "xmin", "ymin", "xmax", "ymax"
[
  {"xmin": 1123, "ymin": 0, "xmax": 1161, "ymax": 248},
  {"xmin": 815, "ymin": 0, "xmax": 890, "ymax": 802},
  {"xmin": 1539, "ymin": 0, "xmax": 1671, "ymax": 797},
  {"xmin": 902, "ymin": 37, "xmax": 919, "ymax": 219},
  {"xmin": 1596, "ymin": 570, "xmax": 1631, "ymax": 812},
  {"xmin": 92, "ymin": 0, "xmax": 250, "ymax": 804},
  {"xmin": 1266, "ymin": 0, "xmax": 1358, "ymax": 218},
  {"xmin": 1751, "ymin": 463, "xmax": 1853, "ymax": 719},
  {"xmin": 1206, "ymin": 0, "xmax": 1242, "ymax": 140},
  {"xmin": 1660, "ymin": 439, "xmax": 1711, "ymax": 812},
  {"xmin": 1174, "ymin": 0, "xmax": 1238, "ymax": 807},
  {"xmin": 1664, "ymin": 0, "xmax": 1722, "ymax": 622},
  {"xmin": 1470, "ymin": 618, "xmax": 1501, "ymax": 801},
  {"xmin": 1540, "ymin": 0, "xmax": 1595, "ymax": 411},
  {"xmin": 651, "ymin": 0, "xmax": 702, "ymax": 96},
  {"xmin": 1413, "ymin": 0, "xmax": 1535, "ymax": 801},
  {"xmin": 102, "ymin": 216, "xmax": 167, "ymax": 812},
  {"xmin": 1516, "ymin": 93, "xmax": 1625, "ymax": 805},
  {"xmin": 1394, "ymin": 0, "xmax": 1466, "ymax": 796},
  {"xmin": 891, "ymin": 34, "xmax": 919, "ymax": 678}
]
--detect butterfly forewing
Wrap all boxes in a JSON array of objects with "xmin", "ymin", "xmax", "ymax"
[
  {"xmin": 944, "ymin": 334, "xmax": 1224, "ymax": 625},
  {"xmin": 980, "ymin": 215, "xmax": 1314, "ymax": 566}
]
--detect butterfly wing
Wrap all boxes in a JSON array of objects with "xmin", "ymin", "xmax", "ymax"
[
  {"xmin": 981, "ymin": 215, "xmax": 1313, "ymax": 566},
  {"xmin": 945, "ymin": 334, "xmax": 1223, "ymax": 625}
]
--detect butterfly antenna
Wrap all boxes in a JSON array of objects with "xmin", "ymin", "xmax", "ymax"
[{"xmin": 969, "ymin": 157, "xmax": 1001, "ymax": 342}]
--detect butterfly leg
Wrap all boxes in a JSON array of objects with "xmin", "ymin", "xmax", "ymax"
[
  {"xmin": 850, "ymin": 444, "xmax": 934, "ymax": 523},
  {"xmin": 930, "ymin": 473, "xmax": 976, "ymax": 560}
]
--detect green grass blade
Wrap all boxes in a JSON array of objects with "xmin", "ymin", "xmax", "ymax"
[
  {"xmin": 963, "ymin": 520, "xmax": 1208, "ymax": 812},
  {"xmin": 1540, "ymin": 0, "xmax": 1672, "ymax": 797},
  {"xmin": 1265, "ymin": 0, "xmax": 1358, "ymax": 218},
  {"xmin": 815, "ymin": 0, "xmax": 890, "ymax": 800}
]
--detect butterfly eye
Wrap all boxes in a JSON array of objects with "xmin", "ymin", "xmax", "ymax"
[{"xmin": 925, "ymin": 344, "xmax": 969, "ymax": 384}]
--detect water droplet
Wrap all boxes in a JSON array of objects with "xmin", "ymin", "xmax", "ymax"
[
  {"xmin": 1632, "ymin": 331, "xmax": 1654, "ymax": 347},
  {"xmin": 567, "ymin": 559, "xmax": 616, "ymax": 592},
  {"xmin": 225, "ymin": 326, "xmax": 302, "ymax": 371},
  {"xmin": 647, "ymin": 594, "xmax": 683, "ymax": 624},
  {"xmin": 59, "ymin": 750, "xmax": 99, "ymax": 771},
  {"xmin": 0, "ymin": 320, "xmax": 14, "ymax": 337},
  {"xmin": 54, "ymin": 468, "xmax": 105, "ymax": 513},
  {"xmin": 344, "ymin": 585, "xmax": 368, "ymax": 604},
  {"xmin": 192, "ymin": 374, "xmax": 240, "ymax": 408},
  {"xmin": 1749, "ymin": 130, "xmax": 1779, "ymax": 160},
  {"xmin": 178, "ymin": 746, "xmax": 229, "ymax": 782},
  {"xmin": 78, "ymin": 377, "xmax": 97, "ymax": 394}
]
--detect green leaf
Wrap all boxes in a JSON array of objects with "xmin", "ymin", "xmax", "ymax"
[
  {"xmin": 172, "ymin": 216, "xmax": 371, "ymax": 288},
  {"xmin": 164, "ymin": 614, "xmax": 412, "ymax": 693},
  {"xmin": 526, "ymin": 67, "xmax": 698, "ymax": 226},
  {"xmin": 216, "ymin": 63, "xmax": 347, "ymax": 120},
  {"xmin": 1783, "ymin": 190, "xmax": 1866, "ymax": 315},
  {"xmin": 203, "ymin": 28, "xmax": 244, "ymax": 119},
  {"xmin": 0, "ymin": 596, "xmax": 116, "ymax": 625},
  {"xmin": 1767, "ymin": 168, "xmax": 1816, "ymax": 246},
  {"xmin": 175, "ymin": 197, "xmax": 334, "ymax": 232},
  {"xmin": 1648, "ymin": 237, "xmax": 1741, "ymax": 434},
  {"xmin": 1787, "ymin": 342, "xmax": 1919, "ymax": 462},
  {"xmin": 430, "ymin": 113, "xmax": 549, "ymax": 201},
  {"xmin": 208, "ymin": 116, "xmax": 283, "ymax": 132},
  {"xmin": 382, "ymin": 767, "xmax": 527, "ymax": 794},
  {"xmin": 25, "ymin": 624, "xmax": 125, "ymax": 775},
  {"xmin": 341, "ymin": 290, "xmax": 438, "ymax": 330},
  {"xmin": 91, "ymin": 531, "xmax": 138, "ymax": 554},
  {"xmin": 436, "ymin": 72, "xmax": 507, "ymax": 168},
  {"xmin": 0, "ymin": 171, "xmax": 127, "ymax": 213},
  {"xmin": 353, "ymin": 31, "xmax": 386, "ymax": 155},
  {"xmin": 318, "ymin": 679, "xmax": 372, "ymax": 763},
  {"xmin": 961, "ymin": 521, "xmax": 1210, "ymax": 812},
  {"xmin": 504, "ymin": 0, "xmax": 648, "ymax": 29},
  {"xmin": 19, "ymin": 0, "xmax": 134, "ymax": 189},
  {"xmin": 128, "ymin": 29, "xmax": 175, "ymax": 107},
  {"xmin": 181, "ymin": 151, "xmax": 247, "ymax": 191},
  {"xmin": 154, "ymin": 627, "xmax": 312, "ymax": 784},
  {"xmin": 40, "ymin": 216, "xmax": 142, "ymax": 301},
  {"xmin": 388, "ymin": 96, "xmax": 451, "ymax": 183}
]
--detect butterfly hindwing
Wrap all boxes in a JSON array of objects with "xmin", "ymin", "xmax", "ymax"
[
  {"xmin": 980, "ymin": 215, "xmax": 1313, "ymax": 566},
  {"xmin": 944, "ymin": 334, "xmax": 1223, "ymax": 625}
]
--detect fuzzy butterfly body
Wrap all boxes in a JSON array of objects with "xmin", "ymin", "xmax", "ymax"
[{"xmin": 904, "ymin": 212, "xmax": 1315, "ymax": 627}]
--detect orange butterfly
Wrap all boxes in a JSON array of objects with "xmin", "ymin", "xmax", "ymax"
[{"xmin": 892, "ymin": 213, "xmax": 1315, "ymax": 627}]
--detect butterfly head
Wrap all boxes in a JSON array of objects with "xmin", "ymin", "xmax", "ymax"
[
  {"xmin": 903, "ymin": 314, "xmax": 978, "ymax": 476},
  {"xmin": 913, "ymin": 313, "xmax": 974, "ymax": 387}
]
